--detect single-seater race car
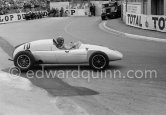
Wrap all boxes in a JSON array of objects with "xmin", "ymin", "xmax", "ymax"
[{"xmin": 11, "ymin": 39, "xmax": 123, "ymax": 71}]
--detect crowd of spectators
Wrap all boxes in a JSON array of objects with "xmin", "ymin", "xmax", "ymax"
[
  {"xmin": 48, "ymin": 7, "xmax": 67, "ymax": 17},
  {"xmin": 0, "ymin": 0, "xmax": 97, "ymax": 17},
  {"xmin": 0, "ymin": 0, "xmax": 48, "ymax": 15},
  {"xmin": 24, "ymin": 10, "xmax": 48, "ymax": 20},
  {"xmin": 48, "ymin": 2, "xmax": 96, "ymax": 17},
  {"xmin": 68, "ymin": 2, "xmax": 89, "ymax": 9}
]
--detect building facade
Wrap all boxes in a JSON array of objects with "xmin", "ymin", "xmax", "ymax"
[{"xmin": 124, "ymin": 0, "xmax": 166, "ymax": 15}]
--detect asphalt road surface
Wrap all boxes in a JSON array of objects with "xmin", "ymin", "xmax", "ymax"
[{"xmin": 1, "ymin": 17, "xmax": 166, "ymax": 115}]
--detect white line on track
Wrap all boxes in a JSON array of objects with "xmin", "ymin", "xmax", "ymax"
[{"xmin": 101, "ymin": 21, "xmax": 166, "ymax": 43}]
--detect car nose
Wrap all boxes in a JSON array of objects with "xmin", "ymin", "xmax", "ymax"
[
  {"xmin": 109, "ymin": 50, "xmax": 123, "ymax": 61},
  {"xmin": 115, "ymin": 51, "xmax": 123, "ymax": 60}
]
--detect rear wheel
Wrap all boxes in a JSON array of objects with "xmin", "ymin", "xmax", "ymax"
[
  {"xmin": 89, "ymin": 52, "xmax": 109, "ymax": 70},
  {"xmin": 14, "ymin": 51, "xmax": 35, "ymax": 71}
]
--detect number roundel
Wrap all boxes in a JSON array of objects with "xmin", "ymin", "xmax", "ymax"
[{"xmin": 24, "ymin": 43, "xmax": 31, "ymax": 50}]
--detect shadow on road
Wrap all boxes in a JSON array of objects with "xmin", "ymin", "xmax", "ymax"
[
  {"xmin": 3, "ymin": 64, "xmax": 124, "ymax": 97},
  {"xmin": 3, "ymin": 66, "xmax": 101, "ymax": 97},
  {"xmin": 0, "ymin": 37, "xmax": 14, "ymax": 57}
]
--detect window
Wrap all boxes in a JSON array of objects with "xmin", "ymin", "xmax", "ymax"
[
  {"xmin": 151, "ymin": 0, "xmax": 164, "ymax": 15},
  {"xmin": 143, "ymin": 0, "xmax": 147, "ymax": 14}
]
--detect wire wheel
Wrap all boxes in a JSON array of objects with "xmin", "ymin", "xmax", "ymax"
[
  {"xmin": 17, "ymin": 55, "xmax": 31, "ymax": 69},
  {"xmin": 14, "ymin": 51, "xmax": 35, "ymax": 71},
  {"xmin": 90, "ymin": 52, "xmax": 109, "ymax": 70}
]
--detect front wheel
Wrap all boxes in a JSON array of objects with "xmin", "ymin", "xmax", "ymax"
[
  {"xmin": 101, "ymin": 16, "xmax": 106, "ymax": 20},
  {"xmin": 89, "ymin": 52, "xmax": 109, "ymax": 70},
  {"xmin": 14, "ymin": 51, "xmax": 35, "ymax": 71}
]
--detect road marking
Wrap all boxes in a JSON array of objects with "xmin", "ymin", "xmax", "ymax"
[
  {"xmin": 49, "ymin": 17, "xmax": 69, "ymax": 20},
  {"xmin": 101, "ymin": 21, "xmax": 166, "ymax": 43}
]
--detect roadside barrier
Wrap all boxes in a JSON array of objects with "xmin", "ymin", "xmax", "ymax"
[{"xmin": 0, "ymin": 11, "xmax": 48, "ymax": 24}]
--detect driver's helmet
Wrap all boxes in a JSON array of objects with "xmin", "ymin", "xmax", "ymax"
[{"xmin": 55, "ymin": 36, "xmax": 64, "ymax": 48}]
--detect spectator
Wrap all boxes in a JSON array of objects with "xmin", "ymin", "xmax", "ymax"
[
  {"xmin": 55, "ymin": 8, "xmax": 59, "ymax": 17},
  {"xmin": 89, "ymin": 3, "xmax": 93, "ymax": 16},
  {"xmin": 60, "ymin": 7, "xmax": 64, "ymax": 17},
  {"xmin": 92, "ymin": 4, "xmax": 96, "ymax": 16},
  {"xmin": 114, "ymin": 1, "xmax": 118, "ymax": 12}
]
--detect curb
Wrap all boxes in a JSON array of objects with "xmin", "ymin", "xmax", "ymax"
[{"xmin": 103, "ymin": 21, "xmax": 166, "ymax": 43}]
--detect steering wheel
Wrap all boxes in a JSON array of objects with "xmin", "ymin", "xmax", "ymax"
[{"xmin": 69, "ymin": 41, "xmax": 81, "ymax": 49}]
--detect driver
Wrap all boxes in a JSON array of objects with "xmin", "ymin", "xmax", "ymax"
[{"xmin": 54, "ymin": 36, "xmax": 76, "ymax": 50}]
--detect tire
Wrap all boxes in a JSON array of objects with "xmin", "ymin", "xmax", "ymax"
[
  {"xmin": 89, "ymin": 52, "xmax": 109, "ymax": 70},
  {"xmin": 101, "ymin": 16, "xmax": 106, "ymax": 20},
  {"xmin": 14, "ymin": 51, "xmax": 35, "ymax": 71}
]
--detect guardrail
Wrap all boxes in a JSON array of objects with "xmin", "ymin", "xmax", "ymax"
[
  {"xmin": 0, "ymin": 11, "xmax": 48, "ymax": 24},
  {"xmin": 126, "ymin": 12, "xmax": 166, "ymax": 33}
]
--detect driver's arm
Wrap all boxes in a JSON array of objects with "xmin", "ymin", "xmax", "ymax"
[{"xmin": 63, "ymin": 44, "xmax": 76, "ymax": 50}]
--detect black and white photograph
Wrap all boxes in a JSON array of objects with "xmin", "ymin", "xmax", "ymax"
[{"xmin": 0, "ymin": 0, "xmax": 166, "ymax": 115}]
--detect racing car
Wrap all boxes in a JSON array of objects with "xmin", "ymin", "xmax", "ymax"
[
  {"xmin": 11, "ymin": 39, "xmax": 123, "ymax": 71},
  {"xmin": 101, "ymin": 2, "xmax": 121, "ymax": 20}
]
